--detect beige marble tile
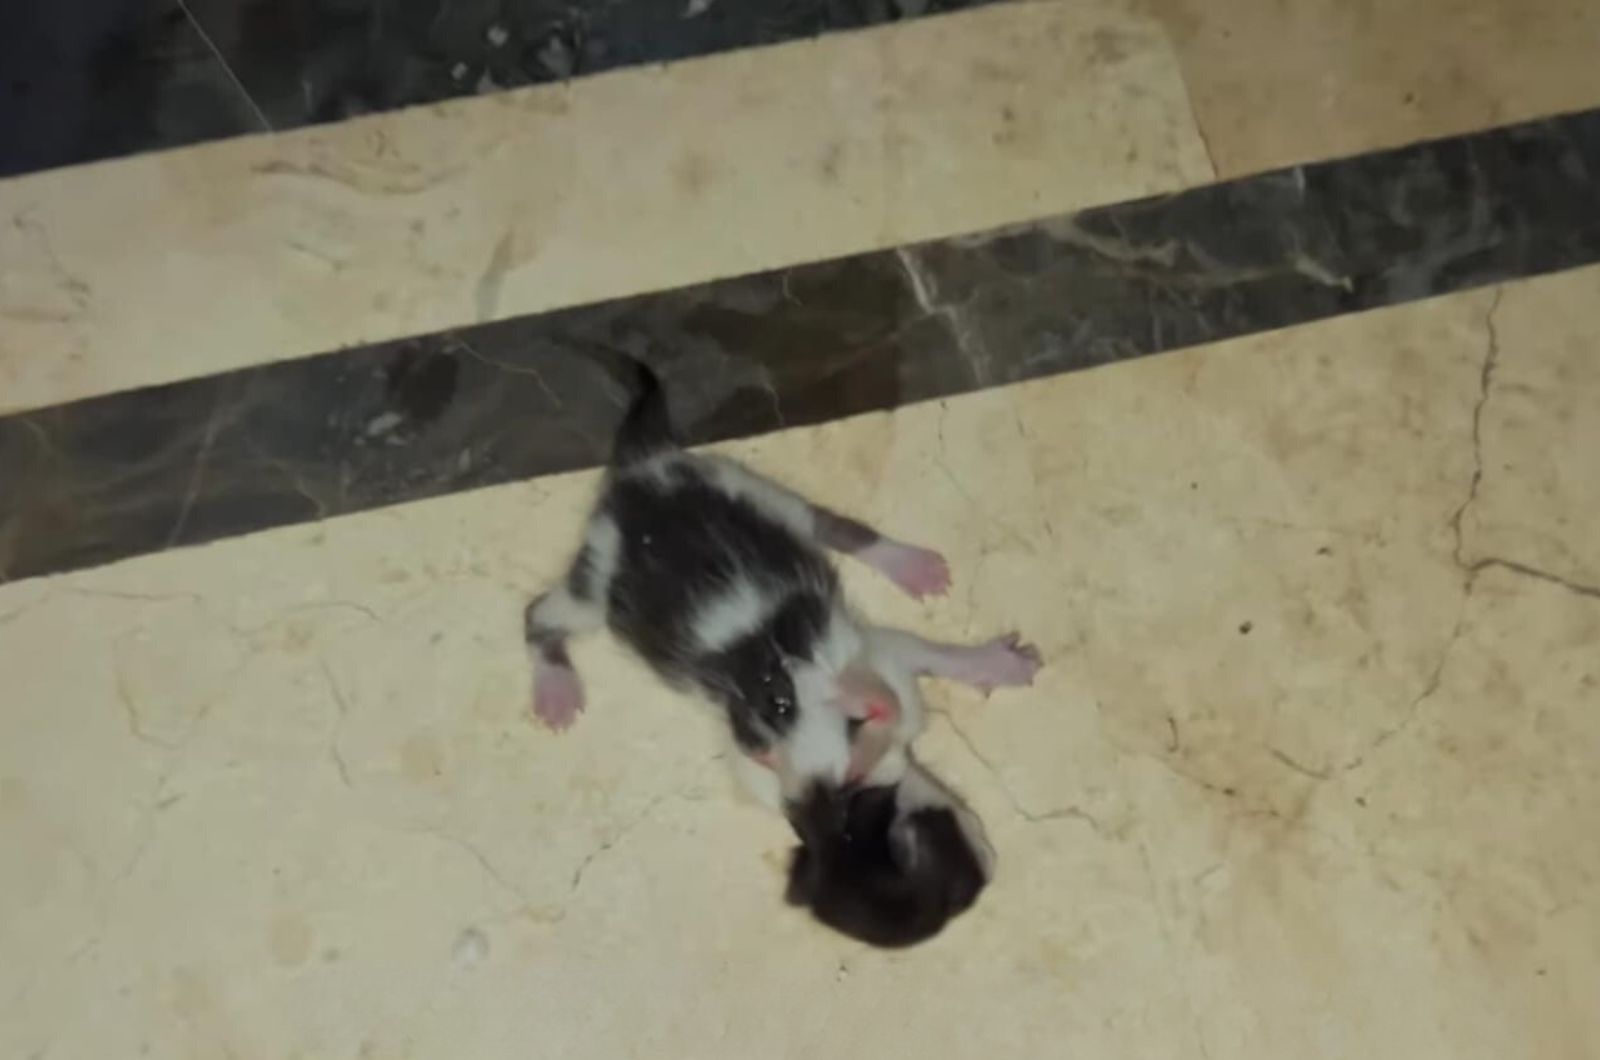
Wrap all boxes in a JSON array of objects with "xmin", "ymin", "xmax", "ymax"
[
  {"xmin": 1465, "ymin": 276, "xmax": 1600, "ymax": 594},
  {"xmin": 1123, "ymin": 565, "xmax": 1600, "ymax": 1057},
  {"xmin": 0, "ymin": 0, "xmax": 1210, "ymax": 415},
  {"xmin": 4, "ymin": 266, "xmax": 1598, "ymax": 1057},
  {"xmin": 1150, "ymin": 0, "xmax": 1600, "ymax": 177}
]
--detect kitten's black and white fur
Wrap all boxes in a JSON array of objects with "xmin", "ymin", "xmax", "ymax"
[
  {"xmin": 735, "ymin": 625, "xmax": 1019, "ymax": 947},
  {"xmin": 524, "ymin": 359, "xmax": 1038, "ymax": 944},
  {"xmin": 783, "ymin": 764, "xmax": 995, "ymax": 949}
]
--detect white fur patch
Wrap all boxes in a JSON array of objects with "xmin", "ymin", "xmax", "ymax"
[
  {"xmin": 896, "ymin": 765, "xmax": 996, "ymax": 879},
  {"xmin": 813, "ymin": 603, "xmax": 866, "ymax": 673},
  {"xmin": 787, "ymin": 604, "xmax": 864, "ymax": 717},
  {"xmin": 700, "ymin": 453, "xmax": 815, "ymax": 538},
  {"xmin": 622, "ymin": 451, "xmax": 690, "ymax": 489},
  {"xmin": 772, "ymin": 605, "xmax": 882, "ymax": 794},
  {"xmin": 862, "ymin": 625, "xmax": 931, "ymax": 756},
  {"xmin": 860, "ymin": 741, "xmax": 912, "ymax": 788},
  {"xmin": 688, "ymin": 577, "xmax": 778, "ymax": 653},
  {"xmin": 524, "ymin": 514, "xmax": 619, "ymax": 664},
  {"xmin": 583, "ymin": 513, "xmax": 623, "ymax": 599},
  {"xmin": 779, "ymin": 695, "xmax": 853, "ymax": 794},
  {"xmin": 524, "ymin": 588, "xmax": 603, "ymax": 660}
]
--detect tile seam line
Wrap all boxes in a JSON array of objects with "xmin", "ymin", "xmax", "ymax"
[{"xmin": 0, "ymin": 0, "xmax": 1206, "ymax": 414}]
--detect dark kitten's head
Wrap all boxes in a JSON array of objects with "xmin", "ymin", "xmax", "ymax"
[{"xmin": 783, "ymin": 775, "xmax": 990, "ymax": 948}]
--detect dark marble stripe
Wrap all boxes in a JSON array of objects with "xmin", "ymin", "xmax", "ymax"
[
  {"xmin": 4, "ymin": 109, "xmax": 1600, "ymax": 582},
  {"xmin": 0, "ymin": 0, "xmax": 1002, "ymax": 179}
]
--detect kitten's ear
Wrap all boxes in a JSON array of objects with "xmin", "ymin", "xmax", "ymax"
[{"xmin": 785, "ymin": 846, "xmax": 815, "ymax": 906}]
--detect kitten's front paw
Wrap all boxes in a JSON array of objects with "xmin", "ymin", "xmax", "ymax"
[{"xmin": 963, "ymin": 633, "xmax": 1042, "ymax": 693}]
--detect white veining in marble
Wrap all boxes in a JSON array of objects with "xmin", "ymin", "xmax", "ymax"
[{"xmin": 0, "ymin": 0, "xmax": 1211, "ymax": 414}]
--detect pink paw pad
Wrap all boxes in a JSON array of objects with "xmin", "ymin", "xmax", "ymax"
[
  {"xmin": 871, "ymin": 542, "xmax": 951, "ymax": 600},
  {"xmin": 533, "ymin": 665, "xmax": 585, "ymax": 731},
  {"xmin": 964, "ymin": 633, "xmax": 1043, "ymax": 694}
]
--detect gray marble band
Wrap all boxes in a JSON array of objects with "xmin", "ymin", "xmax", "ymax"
[{"xmin": 2, "ymin": 109, "xmax": 1598, "ymax": 583}]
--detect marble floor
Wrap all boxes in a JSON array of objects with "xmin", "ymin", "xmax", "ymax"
[
  {"xmin": 0, "ymin": 0, "xmax": 1214, "ymax": 409},
  {"xmin": 4, "ymin": 265, "xmax": 1598, "ymax": 1058},
  {"xmin": 3, "ymin": 0, "xmax": 1600, "ymax": 1057}
]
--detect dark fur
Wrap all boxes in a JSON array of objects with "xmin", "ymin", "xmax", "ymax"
[
  {"xmin": 784, "ymin": 781, "xmax": 989, "ymax": 948},
  {"xmin": 609, "ymin": 357, "xmax": 675, "ymax": 468},
  {"xmin": 528, "ymin": 358, "xmax": 998, "ymax": 946},
  {"xmin": 578, "ymin": 360, "xmax": 839, "ymax": 754}
]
